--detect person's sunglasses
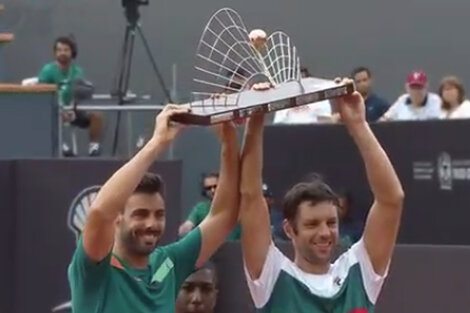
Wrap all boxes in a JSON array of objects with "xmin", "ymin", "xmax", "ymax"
[{"xmin": 204, "ymin": 185, "xmax": 217, "ymax": 191}]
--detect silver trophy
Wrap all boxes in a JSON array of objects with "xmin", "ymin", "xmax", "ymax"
[{"xmin": 171, "ymin": 8, "xmax": 354, "ymax": 125}]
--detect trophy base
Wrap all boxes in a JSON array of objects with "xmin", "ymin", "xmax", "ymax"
[{"xmin": 171, "ymin": 77, "xmax": 355, "ymax": 125}]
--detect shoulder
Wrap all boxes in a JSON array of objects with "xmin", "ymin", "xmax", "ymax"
[
  {"xmin": 335, "ymin": 239, "xmax": 388, "ymax": 304},
  {"xmin": 390, "ymin": 94, "xmax": 408, "ymax": 107},
  {"xmin": 73, "ymin": 63, "xmax": 84, "ymax": 72},
  {"xmin": 371, "ymin": 94, "xmax": 389, "ymax": 106},
  {"xmin": 39, "ymin": 62, "xmax": 57, "ymax": 73},
  {"xmin": 427, "ymin": 93, "xmax": 442, "ymax": 104},
  {"xmin": 460, "ymin": 99, "xmax": 470, "ymax": 109}
]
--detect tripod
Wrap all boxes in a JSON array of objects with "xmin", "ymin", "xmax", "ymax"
[{"xmin": 111, "ymin": 0, "xmax": 173, "ymax": 155}]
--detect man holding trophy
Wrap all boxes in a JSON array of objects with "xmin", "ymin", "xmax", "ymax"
[{"xmin": 68, "ymin": 8, "xmax": 404, "ymax": 313}]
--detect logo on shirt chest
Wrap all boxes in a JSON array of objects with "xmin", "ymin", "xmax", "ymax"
[{"xmin": 151, "ymin": 257, "xmax": 174, "ymax": 284}]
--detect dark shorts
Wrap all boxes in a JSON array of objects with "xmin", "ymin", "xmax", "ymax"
[{"xmin": 71, "ymin": 110, "xmax": 91, "ymax": 128}]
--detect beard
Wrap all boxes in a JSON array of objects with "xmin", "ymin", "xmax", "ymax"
[
  {"xmin": 120, "ymin": 226, "xmax": 161, "ymax": 256},
  {"xmin": 56, "ymin": 54, "xmax": 71, "ymax": 66}
]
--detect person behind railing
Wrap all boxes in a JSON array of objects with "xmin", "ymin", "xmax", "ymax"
[
  {"xmin": 331, "ymin": 67, "xmax": 389, "ymax": 124},
  {"xmin": 272, "ymin": 67, "xmax": 333, "ymax": 125},
  {"xmin": 438, "ymin": 76, "xmax": 470, "ymax": 119},
  {"xmin": 178, "ymin": 172, "xmax": 242, "ymax": 241},
  {"xmin": 178, "ymin": 172, "xmax": 219, "ymax": 236},
  {"xmin": 38, "ymin": 36, "xmax": 103, "ymax": 156},
  {"xmin": 380, "ymin": 70, "xmax": 441, "ymax": 121},
  {"xmin": 351, "ymin": 66, "xmax": 389, "ymax": 122}
]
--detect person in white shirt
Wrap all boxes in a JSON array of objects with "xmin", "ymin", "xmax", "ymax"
[
  {"xmin": 272, "ymin": 100, "xmax": 332, "ymax": 124},
  {"xmin": 273, "ymin": 67, "xmax": 333, "ymax": 125},
  {"xmin": 380, "ymin": 71, "xmax": 441, "ymax": 121},
  {"xmin": 438, "ymin": 75, "xmax": 470, "ymax": 119}
]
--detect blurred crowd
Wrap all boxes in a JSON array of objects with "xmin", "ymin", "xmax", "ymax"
[{"xmin": 273, "ymin": 67, "xmax": 470, "ymax": 125}]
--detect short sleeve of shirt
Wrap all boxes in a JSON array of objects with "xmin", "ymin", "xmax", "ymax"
[
  {"xmin": 243, "ymin": 242, "xmax": 288, "ymax": 308},
  {"xmin": 349, "ymin": 239, "xmax": 388, "ymax": 304},
  {"xmin": 384, "ymin": 97, "xmax": 403, "ymax": 120},
  {"xmin": 187, "ymin": 202, "xmax": 209, "ymax": 225},
  {"xmin": 38, "ymin": 63, "xmax": 55, "ymax": 83},
  {"xmin": 161, "ymin": 226, "xmax": 202, "ymax": 291},
  {"xmin": 68, "ymin": 237, "xmax": 111, "ymax": 309},
  {"xmin": 73, "ymin": 65, "xmax": 84, "ymax": 79}
]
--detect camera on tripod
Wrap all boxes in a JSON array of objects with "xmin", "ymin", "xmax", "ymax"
[{"xmin": 121, "ymin": 0, "xmax": 149, "ymax": 7}]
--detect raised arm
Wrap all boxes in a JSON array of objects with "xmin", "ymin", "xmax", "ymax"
[
  {"xmin": 82, "ymin": 105, "xmax": 189, "ymax": 262},
  {"xmin": 335, "ymin": 79, "xmax": 404, "ymax": 275},
  {"xmin": 239, "ymin": 113, "xmax": 272, "ymax": 280},
  {"xmin": 196, "ymin": 122, "xmax": 240, "ymax": 267}
]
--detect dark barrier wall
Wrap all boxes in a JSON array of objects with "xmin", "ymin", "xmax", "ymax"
[
  {"xmin": 0, "ymin": 162, "xmax": 15, "ymax": 313},
  {"xmin": 3, "ymin": 0, "xmax": 470, "ymax": 103},
  {"xmin": 1, "ymin": 159, "xmax": 182, "ymax": 313},
  {"xmin": 0, "ymin": 92, "xmax": 58, "ymax": 158},
  {"xmin": 173, "ymin": 120, "xmax": 470, "ymax": 245},
  {"xmin": 211, "ymin": 242, "xmax": 470, "ymax": 313},
  {"xmin": 264, "ymin": 120, "xmax": 470, "ymax": 245}
]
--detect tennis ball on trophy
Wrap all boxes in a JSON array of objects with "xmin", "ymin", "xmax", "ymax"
[{"xmin": 249, "ymin": 29, "xmax": 267, "ymax": 50}]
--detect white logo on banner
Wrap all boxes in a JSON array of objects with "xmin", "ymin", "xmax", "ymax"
[
  {"xmin": 52, "ymin": 186, "xmax": 101, "ymax": 312},
  {"xmin": 412, "ymin": 152, "xmax": 470, "ymax": 191},
  {"xmin": 67, "ymin": 185, "xmax": 101, "ymax": 240}
]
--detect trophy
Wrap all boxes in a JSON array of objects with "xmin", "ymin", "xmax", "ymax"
[{"xmin": 171, "ymin": 8, "xmax": 354, "ymax": 125}]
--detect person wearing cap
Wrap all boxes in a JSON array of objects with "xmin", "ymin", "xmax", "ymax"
[{"xmin": 380, "ymin": 70, "xmax": 441, "ymax": 121}]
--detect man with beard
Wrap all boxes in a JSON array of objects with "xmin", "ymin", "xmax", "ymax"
[
  {"xmin": 239, "ymin": 78, "xmax": 404, "ymax": 313},
  {"xmin": 38, "ymin": 36, "xmax": 102, "ymax": 156},
  {"xmin": 175, "ymin": 262, "xmax": 218, "ymax": 313},
  {"xmin": 68, "ymin": 104, "xmax": 241, "ymax": 313}
]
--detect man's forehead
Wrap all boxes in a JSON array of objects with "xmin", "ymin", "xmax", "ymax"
[
  {"xmin": 125, "ymin": 193, "xmax": 165, "ymax": 210},
  {"xmin": 185, "ymin": 269, "xmax": 215, "ymax": 284},
  {"xmin": 298, "ymin": 201, "xmax": 337, "ymax": 218}
]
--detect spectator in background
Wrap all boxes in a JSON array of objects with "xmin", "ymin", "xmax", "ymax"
[
  {"xmin": 38, "ymin": 36, "xmax": 102, "ymax": 156},
  {"xmin": 351, "ymin": 67, "xmax": 389, "ymax": 122},
  {"xmin": 263, "ymin": 183, "xmax": 288, "ymax": 241},
  {"xmin": 178, "ymin": 172, "xmax": 241, "ymax": 241},
  {"xmin": 337, "ymin": 189, "xmax": 362, "ymax": 250},
  {"xmin": 273, "ymin": 67, "xmax": 333, "ymax": 124},
  {"xmin": 380, "ymin": 70, "xmax": 441, "ymax": 121},
  {"xmin": 175, "ymin": 262, "xmax": 218, "ymax": 313},
  {"xmin": 438, "ymin": 76, "xmax": 470, "ymax": 119},
  {"xmin": 179, "ymin": 172, "xmax": 219, "ymax": 236}
]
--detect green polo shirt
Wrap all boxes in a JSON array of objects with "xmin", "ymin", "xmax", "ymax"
[
  {"xmin": 38, "ymin": 62, "xmax": 83, "ymax": 106},
  {"xmin": 187, "ymin": 201, "xmax": 241, "ymax": 241},
  {"xmin": 68, "ymin": 227, "xmax": 202, "ymax": 313}
]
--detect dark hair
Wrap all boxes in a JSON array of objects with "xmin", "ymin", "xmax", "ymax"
[
  {"xmin": 202, "ymin": 172, "xmax": 219, "ymax": 180},
  {"xmin": 200, "ymin": 172, "xmax": 219, "ymax": 196},
  {"xmin": 300, "ymin": 67, "xmax": 311, "ymax": 78},
  {"xmin": 54, "ymin": 36, "xmax": 78, "ymax": 59},
  {"xmin": 351, "ymin": 66, "xmax": 371, "ymax": 79},
  {"xmin": 282, "ymin": 175, "xmax": 339, "ymax": 227},
  {"xmin": 197, "ymin": 261, "xmax": 218, "ymax": 286},
  {"xmin": 134, "ymin": 172, "xmax": 165, "ymax": 195},
  {"xmin": 439, "ymin": 76, "xmax": 466, "ymax": 111}
]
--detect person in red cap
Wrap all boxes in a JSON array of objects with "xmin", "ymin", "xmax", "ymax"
[{"xmin": 380, "ymin": 70, "xmax": 441, "ymax": 121}]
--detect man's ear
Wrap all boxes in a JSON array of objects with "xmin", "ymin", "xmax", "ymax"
[{"xmin": 283, "ymin": 218, "xmax": 294, "ymax": 240}]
